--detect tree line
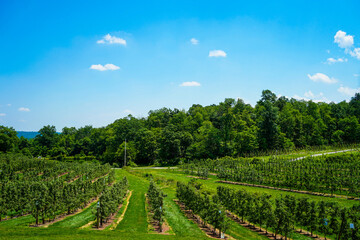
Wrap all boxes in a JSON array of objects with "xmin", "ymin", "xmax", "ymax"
[{"xmin": 1, "ymin": 90, "xmax": 360, "ymax": 165}]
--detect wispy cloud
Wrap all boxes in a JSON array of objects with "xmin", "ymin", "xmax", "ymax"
[
  {"xmin": 180, "ymin": 81, "xmax": 201, "ymax": 87},
  {"xmin": 18, "ymin": 107, "xmax": 30, "ymax": 112},
  {"xmin": 90, "ymin": 64, "xmax": 120, "ymax": 71},
  {"xmin": 209, "ymin": 50, "xmax": 227, "ymax": 57},
  {"xmin": 0, "ymin": 113, "xmax": 6, "ymax": 116},
  {"xmin": 97, "ymin": 34, "xmax": 126, "ymax": 45},
  {"xmin": 7, "ymin": 104, "xmax": 11, "ymax": 107},
  {"xmin": 338, "ymin": 86, "xmax": 360, "ymax": 96},
  {"xmin": 307, "ymin": 73, "xmax": 337, "ymax": 84},
  {"xmin": 349, "ymin": 48, "xmax": 360, "ymax": 60},
  {"xmin": 190, "ymin": 38, "xmax": 199, "ymax": 45},
  {"xmin": 293, "ymin": 91, "xmax": 329, "ymax": 103},
  {"xmin": 325, "ymin": 57, "xmax": 347, "ymax": 64},
  {"xmin": 304, "ymin": 90, "xmax": 315, "ymax": 98}
]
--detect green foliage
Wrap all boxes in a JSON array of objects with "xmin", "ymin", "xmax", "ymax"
[
  {"xmin": 0, "ymin": 126, "xmax": 18, "ymax": 153},
  {"xmin": 216, "ymin": 185, "xmax": 360, "ymax": 239},
  {"xmin": 1, "ymin": 89, "xmax": 360, "ymax": 165},
  {"xmin": 0, "ymin": 153, "xmax": 111, "ymax": 224},
  {"xmin": 147, "ymin": 181, "xmax": 166, "ymax": 231},
  {"xmin": 96, "ymin": 177, "xmax": 128, "ymax": 227},
  {"xmin": 187, "ymin": 152, "xmax": 360, "ymax": 197},
  {"xmin": 176, "ymin": 181, "xmax": 229, "ymax": 237}
]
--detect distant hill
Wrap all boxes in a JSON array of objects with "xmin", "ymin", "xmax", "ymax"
[{"xmin": 17, "ymin": 131, "xmax": 39, "ymax": 139}]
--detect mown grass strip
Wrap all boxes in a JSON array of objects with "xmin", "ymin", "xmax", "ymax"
[
  {"xmin": 115, "ymin": 170, "xmax": 149, "ymax": 233},
  {"xmin": 49, "ymin": 200, "xmax": 97, "ymax": 228}
]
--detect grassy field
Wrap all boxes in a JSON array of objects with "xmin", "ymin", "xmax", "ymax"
[
  {"xmin": 135, "ymin": 168, "xmax": 359, "ymax": 208},
  {"xmin": 1, "ymin": 160, "xmax": 357, "ymax": 240},
  {"xmin": 0, "ymin": 169, "xmax": 210, "ymax": 240}
]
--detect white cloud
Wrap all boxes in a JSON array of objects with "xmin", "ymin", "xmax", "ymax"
[
  {"xmin": 18, "ymin": 107, "xmax": 30, "ymax": 112},
  {"xmin": 190, "ymin": 38, "xmax": 199, "ymax": 45},
  {"xmin": 7, "ymin": 104, "xmax": 11, "ymax": 107},
  {"xmin": 349, "ymin": 48, "xmax": 360, "ymax": 60},
  {"xmin": 338, "ymin": 86, "xmax": 360, "ymax": 96},
  {"xmin": 326, "ymin": 50, "xmax": 330, "ymax": 54},
  {"xmin": 304, "ymin": 90, "xmax": 315, "ymax": 98},
  {"xmin": 97, "ymin": 34, "xmax": 126, "ymax": 45},
  {"xmin": 326, "ymin": 57, "xmax": 348, "ymax": 64},
  {"xmin": 307, "ymin": 73, "xmax": 337, "ymax": 84},
  {"xmin": 292, "ymin": 93, "xmax": 330, "ymax": 103},
  {"xmin": 354, "ymin": 74, "xmax": 359, "ymax": 77},
  {"xmin": 90, "ymin": 64, "xmax": 120, "ymax": 71},
  {"xmin": 209, "ymin": 50, "xmax": 227, "ymax": 57},
  {"xmin": 334, "ymin": 30, "xmax": 354, "ymax": 49},
  {"xmin": 180, "ymin": 81, "xmax": 201, "ymax": 87},
  {"xmin": 333, "ymin": 30, "xmax": 360, "ymax": 61},
  {"xmin": 0, "ymin": 113, "xmax": 6, "ymax": 116}
]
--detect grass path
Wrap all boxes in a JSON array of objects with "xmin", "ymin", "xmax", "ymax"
[
  {"xmin": 131, "ymin": 170, "xmax": 268, "ymax": 240},
  {"xmin": 49, "ymin": 201, "xmax": 97, "ymax": 228},
  {"xmin": 0, "ymin": 215, "xmax": 35, "ymax": 227},
  {"xmin": 161, "ymin": 186, "xmax": 207, "ymax": 238},
  {"xmin": 160, "ymin": 182, "xmax": 268, "ymax": 240},
  {"xmin": 115, "ymin": 170, "xmax": 149, "ymax": 233}
]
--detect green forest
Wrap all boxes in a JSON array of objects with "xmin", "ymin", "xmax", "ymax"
[{"xmin": 1, "ymin": 90, "xmax": 360, "ymax": 166}]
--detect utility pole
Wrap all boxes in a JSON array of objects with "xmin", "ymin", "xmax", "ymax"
[{"xmin": 124, "ymin": 139, "xmax": 127, "ymax": 167}]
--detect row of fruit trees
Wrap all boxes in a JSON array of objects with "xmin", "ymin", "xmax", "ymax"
[{"xmin": 0, "ymin": 153, "xmax": 111, "ymax": 225}]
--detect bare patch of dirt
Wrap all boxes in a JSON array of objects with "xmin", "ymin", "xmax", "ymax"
[
  {"xmin": 92, "ymin": 173, "xmax": 109, "ymax": 183},
  {"xmin": 57, "ymin": 172, "xmax": 69, "ymax": 178}
]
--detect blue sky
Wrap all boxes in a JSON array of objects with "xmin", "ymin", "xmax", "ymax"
[{"xmin": 0, "ymin": 0, "xmax": 359, "ymax": 131}]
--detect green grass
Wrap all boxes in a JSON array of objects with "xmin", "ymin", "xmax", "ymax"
[
  {"xmin": 115, "ymin": 170, "xmax": 149, "ymax": 233},
  {"xmin": 132, "ymin": 168, "xmax": 360, "ymax": 240},
  {"xmin": 160, "ymin": 186, "xmax": 208, "ymax": 238},
  {"xmin": 0, "ymin": 167, "xmax": 336, "ymax": 240},
  {"xmin": 139, "ymin": 171, "xmax": 269, "ymax": 240},
  {"xmin": 135, "ymin": 168, "xmax": 359, "ymax": 209},
  {"xmin": 48, "ymin": 202, "xmax": 97, "ymax": 228},
  {"xmin": 0, "ymin": 215, "xmax": 35, "ymax": 227}
]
